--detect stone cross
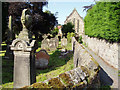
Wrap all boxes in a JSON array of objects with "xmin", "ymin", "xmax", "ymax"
[{"xmin": 10, "ymin": 9, "xmax": 37, "ymax": 88}]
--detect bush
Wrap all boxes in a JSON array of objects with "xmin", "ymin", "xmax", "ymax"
[
  {"xmin": 84, "ymin": 1, "xmax": 120, "ymax": 43},
  {"xmin": 62, "ymin": 22, "xmax": 75, "ymax": 37},
  {"xmin": 50, "ymin": 27, "xmax": 59, "ymax": 37},
  {"xmin": 78, "ymin": 36, "xmax": 83, "ymax": 43},
  {"xmin": 67, "ymin": 32, "xmax": 75, "ymax": 43}
]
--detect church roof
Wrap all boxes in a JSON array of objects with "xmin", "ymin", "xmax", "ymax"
[{"xmin": 65, "ymin": 8, "xmax": 83, "ymax": 23}]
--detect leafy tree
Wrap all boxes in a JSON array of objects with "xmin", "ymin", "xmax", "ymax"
[
  {"xmin": 2, "ymin": 2, "xmax": 9, "ymax": 41},
  {"xmin": 84, "ymin": 2, "xmax": 120, "ymax": 43},
  {"xmin": 62, "ymin": 22, "xmax": 74, "ymax": 37},
  {"xmin": 50, "ymin": 27, "xmax": 59, "ymax": 38},
  {"xmin": 5, "ymin": 2, "xmax": 57, "ymax": 41}
]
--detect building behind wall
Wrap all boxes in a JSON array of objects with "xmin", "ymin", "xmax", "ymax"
[{"xmin": 64, "ymin": 8, "xmax": 84, "ymax": 36}]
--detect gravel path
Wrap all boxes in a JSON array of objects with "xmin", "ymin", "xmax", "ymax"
[{"xmin": 81, "ymin": 44, "xmax": 118, "ymax": 89}]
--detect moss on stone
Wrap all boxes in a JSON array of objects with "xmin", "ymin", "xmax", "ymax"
[
  {"xmin": 48, "ymin": 77, "xmax": 65, "ymax": 88},
  {"xmin": 59, "ymin": 73, "xmax": 73, "ymax": 87},
  {"xmin": 72, "ymin": 82, "xmax": 85, "ymax": 88},
  {"xmin": 31, "ymin": 82, "xmax": 50, "ymax": 88},
  {"xmin": 81, "ymin": 66, "xmax": 91, "ymax": 77}
]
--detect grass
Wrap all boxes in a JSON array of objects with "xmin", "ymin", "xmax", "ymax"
[
  {"xmin": 1, "ymin": 41, "xmax": 74, "ymax": 88},
  {"xmin": 118, "ymin": 70, "xmax": 120, "ymax": 76}
]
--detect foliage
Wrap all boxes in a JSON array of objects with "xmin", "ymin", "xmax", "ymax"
[
  {"xmin": 67, "ymin": 32, "xmax": 75, "ymax": 43},
  {"xmin": 78, "ymin": 35, "xmax": 83, "ymax": 43},
  {"xmin": 3, "ymin": 2, "xmax": 58, "ymax": 41},
  {"xmin": 2, "ymin": 2, "xmax": 9, "ymax": 41},
  {"xmin": 84, "ymin": 2, "xmax": 120, "ymax": 43},
  {"xmin": 62, "ymin": 22, "xmax": 74, "ymax": 37},
  {"xmin": 50, "ymin": 27, "xmax": 59, "ymax": 38}
]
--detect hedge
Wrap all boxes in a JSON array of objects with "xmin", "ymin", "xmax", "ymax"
[{"xmin": 84, "ymin": 2, "xmax": 120, "ymax": 43}]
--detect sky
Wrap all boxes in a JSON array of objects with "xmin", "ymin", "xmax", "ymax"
[{"xmin": 43, "ymin": 0, "xmax": 96, "ymax": 25}]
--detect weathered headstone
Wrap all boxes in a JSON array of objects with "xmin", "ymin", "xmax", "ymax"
[
  {"xmin": 10, "ymin": 9, "xmax": 37, "ymax": 88},
  {"xmin": 55, "ymin": 37, "xmax": 59, "ymax": 47},
  {"xmin": 4, "ymin": 15, "xmax": 14, "ymax": 60},
  {"xmin": 41, "ymin": 39, "xmax": 49, "ymax": 50},
  {"xmin": 35, "ymin": 49, "xmax": 49, "ymax": 68},
  {"xmin": 49, "ymin": 38, "xmax": 57, "ymax": 51},
  {"xmin": 61, "ymin": 37, "xmax": 67, "ymax": 47}
]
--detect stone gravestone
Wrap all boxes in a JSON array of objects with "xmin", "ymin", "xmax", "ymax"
[
  {"xmin": 41, "ymin": 39, "xmax": 49, "ymax": 50},
  {"xmin": 10, "ymin": 9, "xmax": 37, "ymax": 88},
  {"xmin": 55, "ymin": 37, "xmax": 59, "ymax": 48},
  {"xmin": 4, "ymin": 15, "xmax": 14, "ymax": 60},
  {"xmin": 61, "ymin": 37, "xmax": 67, "ymax": 47},
  {"xmin": 49, "ymin": 38, "xmax": 57, "ymax": 51},
  {"xmin": 35, "ymin": 49, "xmax": 49, "ymax": 69}
]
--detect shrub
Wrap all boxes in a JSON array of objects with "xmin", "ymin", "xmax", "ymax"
[
  {"xmin": 62, "ymin": 22, "xmax": 75, "ymax": 37},
  {"xmin": 78, "ymin": 35, "xmax": 83, "ymax": 43},
  {"xmin": 84, "ymin": 1, "xmax": 120, "ymax": 43},
  {"xmin": 67, "ymin": 32, "xmax": 75, "ymax": 43}
]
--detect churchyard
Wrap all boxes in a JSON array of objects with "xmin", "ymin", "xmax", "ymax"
[
  {"xmin": 1, "ymin": 40, "xmax": 74, "ymax": 88},
  {"xmin": 1, "ymin": 1, "xmax": 120, "ymax": 89}
]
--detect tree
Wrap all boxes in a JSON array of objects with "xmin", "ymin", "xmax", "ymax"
[
  {"xmin": 62, "ymin": 22, "xmax": 74, "ymax": 37},
  {"xmin": 7, "ymin": 2, "xmax": 57, "ymax": 41},
  {"xmin": 2, "ymin": 2, "xmax": 9, "ymax": 41}
]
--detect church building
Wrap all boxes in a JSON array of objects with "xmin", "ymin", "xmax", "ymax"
[{"xmin": 64, "ymin": 8, "xmax": 84, "ymax": 36}]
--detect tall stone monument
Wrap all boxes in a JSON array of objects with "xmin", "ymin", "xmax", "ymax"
[
  {"xmin": 4, "ymin": 15, "xmax": 14, "ymax": 59},
  {"xmin": 10, "ymin": 9, "xmax": 37, "ymax": 88}
]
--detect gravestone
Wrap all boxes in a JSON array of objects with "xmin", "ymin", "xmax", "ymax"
[
  {"xmin": 41, "ymin": 39, "xmax": 49, "ymax": 50},
  {"xmin": 61, "ymin": 37, "xmax": 67, "ymax": 47},
  {"xmin": 55, "ymin": 37, "xmax": 59, "ymax": 47},
  {"xmin": 4, "ymin": 15, "xmax": 14, "ymax": 60},
  {"xmin": 10, "ymin": 9, "xmax": 37, "ymax": 88},
  {"xmin": 49, "ymin": 38, "xmax": 57, "ymax": 51},
  {"xmin": 35, "ymin": 49, "xmax": 49, "ymax": 69}
]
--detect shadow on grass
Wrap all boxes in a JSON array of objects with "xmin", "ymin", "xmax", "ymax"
[
  {"xmin": 36, "ymin": 49, "xmax": 73, "ymax": 75},
  {"xmin": 2, "ymin": 59, "xmax": 14, "ymax": 84}
]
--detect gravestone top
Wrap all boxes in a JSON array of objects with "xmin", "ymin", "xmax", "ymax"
[
  {"xmin": 36, "ymin": 49, "xmax": 49, "ymax": 60},
  {"xmin": 18, "ymin": 9, "xmax": 32, "ymax": 43}
]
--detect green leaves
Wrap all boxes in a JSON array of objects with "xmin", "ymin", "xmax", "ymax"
[
  {"xmin": 62, "ymin": 22, "xmax": 75, "ymax": 37},
  {"xmin": 84, "ymin": 2, "xmax": 120, "ymax": 43}
]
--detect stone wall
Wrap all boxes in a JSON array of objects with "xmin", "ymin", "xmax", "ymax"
[{"xmin": 83, "ymin": 35, "xmax": 119, "ymax": 69}]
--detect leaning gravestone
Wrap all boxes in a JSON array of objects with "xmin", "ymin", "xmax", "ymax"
[
  {"xmin": 35, "ymin": 49, "xmax": 49, "ymax": 69},
  {"xmin": 10, "ymin": 9, "xmax": 37, "ymax": 88},
  {"xmin": 61, "ymin": 37, "xmax": 67, "ymax": 47}
]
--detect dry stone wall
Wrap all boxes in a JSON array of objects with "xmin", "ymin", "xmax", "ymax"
[{"xmin": 83, "ymin": 35, "xmax": 119, "ymax": 69}]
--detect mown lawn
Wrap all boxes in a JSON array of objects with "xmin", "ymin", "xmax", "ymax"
[{"xmin": 1, "ymin": 41, "xmax": 74, "ymax": 88}]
